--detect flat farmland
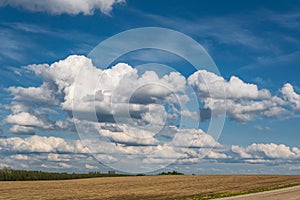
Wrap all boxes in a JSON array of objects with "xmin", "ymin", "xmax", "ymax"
[{"xmin": 1, "ymin": 175, "xmax": 300, "ymax": 200}]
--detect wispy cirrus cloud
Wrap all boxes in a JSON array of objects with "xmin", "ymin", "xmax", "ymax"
[
  {"xmin": 0, "ymin": 28, "xmax": 30, "ymax": 62},
  {"xmin": 134, "ymin": 8, "xmax": 300, "ymax": 75},
  {"xmin": 238, "ymin": 50, "xmax": 300, "ymax": 71},
  {"xmin": 266, "ymin": 10, "xmax": 300, "ymax": 29},
  {"xmin": 137, "ymin": 12, "xmax": 273, "ymax": 52},
  {"xmin": 254, "ymin": 125, "xmax": 271, "ymax": 131},
  {"xmin": 0, "ymin": 22, "xmax": 100, "ymax": 67}
]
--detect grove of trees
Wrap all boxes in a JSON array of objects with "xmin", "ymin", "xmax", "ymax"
[{"xmin": 0, "ymin": 167, "xmax": 126, "ymax": 181}]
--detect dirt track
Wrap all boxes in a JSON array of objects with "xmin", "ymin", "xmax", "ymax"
[{"xmin": 1, "ymin": 175, "xmax": 300, "ymax": 200}]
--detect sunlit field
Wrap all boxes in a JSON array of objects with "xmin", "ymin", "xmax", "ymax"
[{"xmin": 1, "ymin": 175, "xmax": 300, "ymax": 200}]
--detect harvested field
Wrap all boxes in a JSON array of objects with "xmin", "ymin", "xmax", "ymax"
[{"xmin": 1, "ymin": 175, "xmax": 300, "ymax": 200}]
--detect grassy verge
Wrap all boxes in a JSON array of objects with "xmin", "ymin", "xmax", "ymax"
[{"xmin": 187, "ymin": 182, "xmax": 300, "ymax": 200}]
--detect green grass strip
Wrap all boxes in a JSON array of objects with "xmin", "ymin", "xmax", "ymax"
[{"xmin": 186, "ymin": 182, "xmax": 300, "ymax": 200}]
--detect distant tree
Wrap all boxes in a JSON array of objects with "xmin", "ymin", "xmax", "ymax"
[
  {"xmin": 158, "ymin": 170, "xmax": 184, "ymax": 175},
  {"xmin": 108, "ymin": 170, "xmax": 115, "ymax": 175}
]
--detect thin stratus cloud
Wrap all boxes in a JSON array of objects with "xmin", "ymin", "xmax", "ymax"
[{"xmin": 0, "ymin": 0, "xmax": 300, "ymax": 174}]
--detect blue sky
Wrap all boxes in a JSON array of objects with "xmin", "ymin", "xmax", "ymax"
[{"xmin": 0, "ymin": 0, "xmax": 300, "ymax": 174}]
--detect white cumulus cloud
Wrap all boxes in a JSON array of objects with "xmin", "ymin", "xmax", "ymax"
[
  {"xmin": 6, "ymin": 112, "xmax": 47, "ymax": 128},
  {"xmin": 9, "ymin": 125, "xmax": 35, "ymax": 135},
  {"xmin": 281, "ymin": 83, "xmax": 300, "ymax": 110},
  {"xmin": 188, "ymin": 69, "xmax": 298, "ymax": 122},
  {"xmin": 5, "ymin": 55, "xmax": 300, "ymax": 137},
  {"xmin": 0, "ymin": 135, "xmax": 89, "ymax": 153},
  {"xmin": 0, "ymin": 0, "xmax": 125, "ymax": 15}
]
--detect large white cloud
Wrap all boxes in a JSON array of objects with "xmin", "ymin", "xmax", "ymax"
[
  {"xmin": 0, "ymin": 0, "xmax": 125, "ymax": 15},
  {"xmin": 188, "ymin": 70, "xmax": 271, "ymax": 100},
  {"xmin": 231, "ymin": 145, "xmax": 252, "ymax": 159},
  {"xmin": 28, "ymin": 55, "xmax": 101, "ymax": 112},
  {"xmin": 1, "ymin": 134, "xmax": 300, "ymax": 171},
  {"xmin": 5, "ymin": 112, "xmax": 49, "ymax": 128},
  {"xmin": 2, "ymin": 54, "xmax": 300, "ymax": 172},
  {"xmin": 12, "ymin": 55, "xmax": 189, "ymax": 138},
  {"xmin": 177, "ymin": 142, "xmax": 300, "ymax": 165},
  {"xmin": 71, "ymin": 119, "xmax": 221, "ymax": 170},
  {"xmin": 5, "ymin": 55, "xmax": 300, "ymax": 137},
  {"xmin": 8, "ymin": 81, "xmax": 60, "ymax": 107},
  {"xmin": 246, "ymin": 143, "xmax": 300, "ymax": 159},
  {"xmin": 4, "ymin": 109, "xmax": 65, "ymax": 134},
  {"xmin": 0, "ymin": 135, "xmax": 89, "ymax": 153},
  {"xmin": 188, "ymin": 70, "xmax": 298, "ymax": 122},
  {"xmin": 0, "ymin": 131, "xmax": 218, "ymax": 168},
  {"xmin": 229, "ymin": 143, "xmax": 300, "ymax": 165},
  {"xmin": 281, "ymin": 83, "xmax": 300, "ymax": 110},
  {"xmin": 0, "ymin": 151, "xmax": 103, "ymax": 172}
]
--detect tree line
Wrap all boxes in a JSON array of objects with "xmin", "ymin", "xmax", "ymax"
[
  {"xmin": 0, "ymin": 167, "xmax": 127, "ymax": 181},
  {"xmin": 0, "ymin": 167, "xmax": 184, "ymax": 181}
]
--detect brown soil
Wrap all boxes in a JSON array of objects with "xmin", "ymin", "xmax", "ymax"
[{"xmin": 1, "ymin": 175, "xmax": 300, "ymax": 200}]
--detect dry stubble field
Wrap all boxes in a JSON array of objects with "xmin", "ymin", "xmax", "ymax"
[{"xmin": 1, "ymin": 175, "xmax": 300, "ymax": 200}]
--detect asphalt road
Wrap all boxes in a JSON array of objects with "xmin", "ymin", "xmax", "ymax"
[{"xmin": 218, "ymin": 185, "xmax": 300, "ymax": 200}]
